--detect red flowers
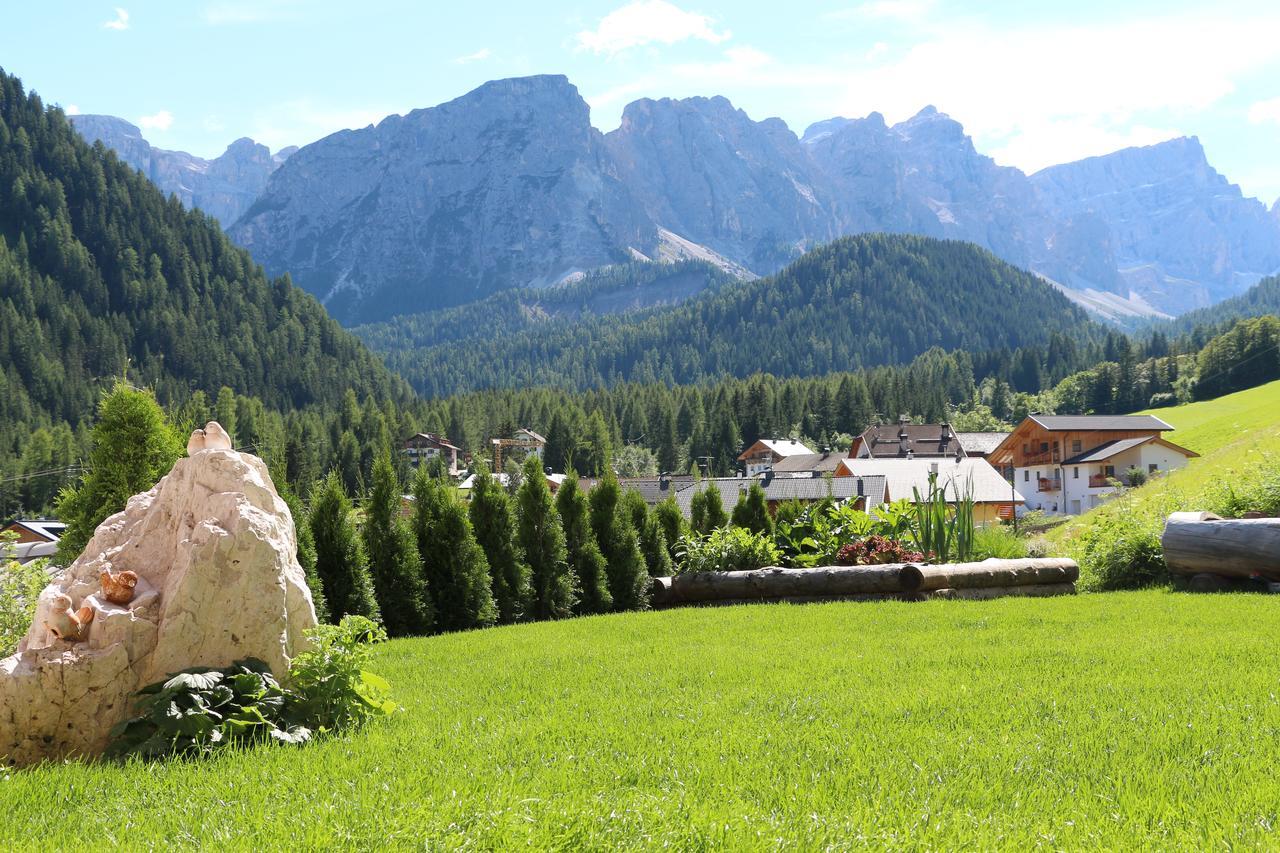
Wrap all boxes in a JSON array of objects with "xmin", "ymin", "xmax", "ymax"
[{"xmin": 834, "ymin": 535, "xmax": 926, "ymax": 566}]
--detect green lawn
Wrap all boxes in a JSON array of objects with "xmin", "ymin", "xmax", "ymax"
[{"xmin": 5, "ymin": 592, "xmax": 1280, "ymax": 848}]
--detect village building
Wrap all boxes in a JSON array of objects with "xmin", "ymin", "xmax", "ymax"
[
  {"xmin": 987, "ymin": 414, "xmax": 1198, "ymax": 516},
  {"xmin": 955, "ymin": 431, "xmax": 1009, "ymax": 460},
  {"xmin": 676, "ymin": 472, "xmax": 889, "ymax": 520},
  {"xmin": 401, "ymin": 432, "xmax": 462, "ymax": 477},
  {"xmin": 1, "ymin": 518, "xmax": 64, "ymax": 565},
  {"xmin": 834, "ymin": 457, "xmax": 1024, "ymax": 524},
  {"xmin": 766, "ymin": 450, "xmax": 846, "ymax": 477},
  {"xmin": 490, "ymin": 428, "xmax": 546, "ymax": 472},
  {"xmin": 849, "ymin": 417, "xmax": 964, "ymax": 459},
  {"xmin": 737, "ymin": 438, "xmax": 817, "ymax": 476}
]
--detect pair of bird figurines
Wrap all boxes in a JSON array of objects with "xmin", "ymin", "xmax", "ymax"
[
  {"xmin": 43, "ymin": 568, "xmax": 138, "ymax": 643},
  {"xmin": 187, "ymin": 420, "xmax": 233, "ymax": 456}
]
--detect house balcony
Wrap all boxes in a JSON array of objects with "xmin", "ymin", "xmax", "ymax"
[
  {"xmin": 1088, "ymin": 474, "xmax": 1112, "ymax": 488},
  {"xmin": 1024, "ymin": 449, "xmax": 1060, "ymax": 466},
  {"xmin": 1038, "ymin": 477, "xmax": 1062, "ymax": 493}
]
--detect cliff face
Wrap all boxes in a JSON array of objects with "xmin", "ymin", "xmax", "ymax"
[
  {"xmin": 85, "ymin": 77, "xmax": 1280, "ymax": 323},
  {"xmin": 1031, "ymin": 137, "xmax": 1280, "ymax": 313},
  {"xmin": 231, "ymin": 75, "xmax": 655, "ymax": 324},
  {"xmin": 70, "ymin": 115, "xmax": 290, "ymax": 225}
]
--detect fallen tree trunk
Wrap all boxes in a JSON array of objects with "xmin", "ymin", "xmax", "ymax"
[
  {"xmin": 652, "ymin": 564, "xmax": 925, "ymax": 608},
  {"xmin": 915, "ymin": 558, "xmax": 1079, "ymax": 592},
  {"xmin": 928, "ymin": 582, "xmax": 1076, "ymax": 601},
  {"xmin": 1162, "ymin": 512, "xmax": 1280, "ymax": 580}
]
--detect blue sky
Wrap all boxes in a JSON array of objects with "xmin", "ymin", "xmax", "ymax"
[{"xmin": 4, "ymin": 0, "xmax": 1279, "ymax": 202}]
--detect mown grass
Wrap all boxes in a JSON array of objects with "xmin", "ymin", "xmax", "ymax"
[
  {"xmin": 1140, "ymin": 378, "xmax": 1280, "ymax": 455},
  {"xmin": 5, "ymin": 592, "xmax": 1280, "ymax": 849}
]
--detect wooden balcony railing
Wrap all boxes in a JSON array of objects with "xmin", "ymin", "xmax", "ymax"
[
  {"xmin": 1038, "ymin": 477, "xmax": 1062, "ymax": 493},
  {"xmin": 1024, "ymin": 449, "xmax": 1060, "ymax": 466},
  {"xmin": 1088, "ymin": 474, "xmax": 1111, "ymax": 488}
]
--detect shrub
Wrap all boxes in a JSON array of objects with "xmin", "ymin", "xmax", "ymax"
[
  {"xmin": 105, "ymin": 658, "xmax": 311, "ymax": 761},
  {"xmin": 730, "ymin": 483, "xmax": 773, "ymax": 537},
  {"xmin": 0, "ymin": 533, "xmax": 48, "ymax": 656},
  {"xmin": 1125, "ymin": 466, "xmax": 1148, "ymax": 488},
  {"xmin": 676, "ymin": 527, "xmax": 781, "ymax": 575},
  {"xmin": 287, "ymin": 615, "xmax": 399, "ymax": 732},
  {"xmin": 971, "ymin": 525, "xmax": 1029, "ymax": 560},
  {"xmin": 834, "ymin": 536, "xmax": 925, "ymax": 565},
  {"xmin": 555, "ymin": 472, "xmax": 611, "ymax": 615},
  {"xmin": 1074, "ymin": 512, "xmax": 1168, "ymax": 591}
]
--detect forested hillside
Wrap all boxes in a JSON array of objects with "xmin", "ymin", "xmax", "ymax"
[
  {"xmin": 356, "ymin": 234, "xmax": 1109, "ymax": 397},
  {"xmin": 1153, "ymin": 274, "xmax": 1280, "ymax": 338},
  {"xmin": 0, "ymin": 69, "xmax": 410, "ymax": 509}
]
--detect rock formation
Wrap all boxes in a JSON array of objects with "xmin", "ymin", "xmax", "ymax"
[
  {"xmin": 70, "ymin": 115, "xmax": 293, "ymax": 225},
  {"xmin": 0, "ymin": 429, "xmax": 316, "ymax": 766}
]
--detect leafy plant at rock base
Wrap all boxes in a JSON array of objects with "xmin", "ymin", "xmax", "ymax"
[
  {"xmin": 771, "ymin": 498, "xmax": 916, "ymax": 568},
  {"xmin": 287, "ymin": 616, "xmax": 399, "ymax": 732},
  {"xmin": 0, "ymin": 532, "xmax": 49, "ymax": 657},
  {"xmin": 105, "ymin": 658, "xmax": 311, "ymax": 761},
  {"xmin": 675, "ymin": 527, "xmax": 781, "ymax": 575}
]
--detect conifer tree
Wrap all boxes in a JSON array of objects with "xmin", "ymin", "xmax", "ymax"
[
  {"xmin": 588, "ymin": 472, "xmax": 650, "ymax": 610},
  {"xmin": 277, "ymin": 477, "xmax": 329, "ymax": 623},
  {"xmin": 622, "ymin": 488, "xmax": 672, "ymax": 577},
  {"xmin": 469, "ymin": 461, "xmax": 531, "ymax": 623},
  {"xmin": 516, "ymin": 455, "xmax": 576, "ymax": 620},
  {"xmin": 690, "ymin": 482, "xmax": 728, "ymax": 535},
  {"xmin": 654, "ymin": 496, "xmax": 689, "ymax": 564},
  {"xmin": 555, "ymin": 472, "xmax": 612, "ymax": 615},
  {"xmin": 412, "ymin": 468, "xmax": 497, "ymax": 631},
  {"xmin": 364, "ymin": 451, "xmax": 432, "ymax": 636},
  {"xmin": 56, "ymin": 382, "xmax": 184, "ymax": 562},
  {"xmin": 731, "ymin": 482, "xmax": 774, "ymax": 537},
  {"xmin": 309, "ymin": 471, "xmax": 380, "ymax": 622}
]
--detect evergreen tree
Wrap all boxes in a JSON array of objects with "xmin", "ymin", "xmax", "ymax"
[
  {"xmin": 214, "ymin": 386, "xmax": 238, "ymax": 444},
  {"xmin": 654, "ymin": 496, "xmax": 689, "ymax": 564},
  {"xmin": 690, "ymin": 482, "xmax": 728, "ymax": 535},
  {"xmin": 588, "ymin": 473, "xmax": 650, "ymax": 610},
  {"xmin": 516, "ymin": 455, "xmax": 576, "ymax": 619},
  {"xmin": 55, "ymin": 382, "xmax": 184, "ymax": 562},
  {"xmin": 555, "ymin": 472, "xmax": 611, "ymax": 614},
  {"xmin": 412, "ymin": 468, "xmax": 497, "ymax": 631},
  {"xmin": 308, "ymin": 471, "xmax": 380, "ymax": 622},
  {"xmin": 731, "ymin": 482, "xmax": 774, "ymax": 537},
  {"xmin": 469, "ymin": 461, "xmax": 531, "ymax": 624},
  {"xmin": 622, "ymin": 489, "xmax": 673, "ymax": 577},
  {"xmin": 277, "ymin": 477, "xmax": 329, "ymax": 624},
  {"xmin": 363, "ymin": 451, "xmax": 432, "ymax": 636}
]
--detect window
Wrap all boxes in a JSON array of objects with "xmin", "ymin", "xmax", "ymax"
[
  {"xmin": 1104, "ymin": 465, "xmax": 1115, "ymax": 477},
  {"xmin": 1072, "ymin": 440, "xmax": 1082, "ymax": 453},
  {"xmin": 1022, "ymin": 443, "xmax": 1029, "ymax": 455},
  {"xmin": 1149, "ymin": 463, "xmax": 1158, "ymax": 473},
  {"xmin": 1040, "ymin": 442, "xmax": 1049, "ymax": 453},
  {"xmin": 1073, "ymin": 467, "xmax": 1079, "ymax": 479},
  {"xmin": 1023, "ymin": 470, "xmax": 1029, "ymax": 482}
]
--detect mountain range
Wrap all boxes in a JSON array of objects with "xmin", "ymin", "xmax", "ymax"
[{"xmin": 75, "ymin": 75, "xmax": 1280, "ymax": 325}]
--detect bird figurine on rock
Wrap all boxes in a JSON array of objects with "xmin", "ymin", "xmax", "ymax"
[
  {"xmin": 100, "ymin": 568, "xmax": 138, "ymax": 605},
  {"xmin": 186, "ymin": 420, "xmax": 234, "ymax": 456},
  {"xmin": 44, "ymin": 594, "xmax": 94, "ymax": 642}
]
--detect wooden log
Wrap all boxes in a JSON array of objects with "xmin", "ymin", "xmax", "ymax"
[
  {"xmin": 676, "ymin": 592, "xmax": 927, "ymax": 608},
  {"xmin": 928, "ymin": 582, "xmax": 1076, "ymax": 601},
  {"xmin": 1162, "ymin": 511, "xmax": 1280, "ymax": 580},
  {"xmin": 656, "ymin": 563, "xmax": 925, "ymax": 607},
  {"xmin": 915, "ymin": 558, "xmax": 1079, "ymax": 592}
]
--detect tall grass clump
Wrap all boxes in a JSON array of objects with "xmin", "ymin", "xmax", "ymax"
[{"xmin": 970, "ymin": 525, "xmax": 1028, "ymax": 560}]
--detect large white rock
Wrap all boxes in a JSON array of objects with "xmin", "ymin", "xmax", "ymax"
[{"xmin": 0, "ymin": 444, "xmax": 317, "ymax": 766}]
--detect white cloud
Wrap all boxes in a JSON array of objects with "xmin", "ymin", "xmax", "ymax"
[
  {"xmin": 64, "ymin": 104, "xmax": 81, "ymax": 116},
  {"xmin": 577, "ymin": 0, "xmax": 730, "ymax": 55},
  {"xmin": 102, "ymin": 7, "xmax": 129, "ymax": 30},
  {"xmin": 454, "ymin": 48, "xmax": 492, "ymax": 64},
  {"xmin": 841, "ymin": 0, "xmax": 935, "ymax": 22},
  {"xmin": 827, "ymin": 10, "xmax": 1280, "ymax": 171},
  {"xmin": 138, "ymin": 110, "xmax": 174, "ymax": 132},
  {"xmin": 1248, "ymin": 97, "xmax": 1280, "ymax": 125}
]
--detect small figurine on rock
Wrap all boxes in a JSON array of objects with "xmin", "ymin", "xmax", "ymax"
[
  {"xmin": 186, "ymin": 420, "xmax": 234, "ymax": 456},
  {"xmin": 45, "ymin": 594, "xmax": 94, "ymax": 642},
  {"xmin": 100, "ymin": 568, "xmax": 138, "ymax": 605}
]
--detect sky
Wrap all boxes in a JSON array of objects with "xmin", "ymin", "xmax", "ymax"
[{"xmin": 3, "ymin": 0, "xmax": 1279, "ymax": 203}]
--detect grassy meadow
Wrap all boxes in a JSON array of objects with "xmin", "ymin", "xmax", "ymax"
[{"xmin": 5, "ymin": 592, "xmax": 1280, "ymax": 849}]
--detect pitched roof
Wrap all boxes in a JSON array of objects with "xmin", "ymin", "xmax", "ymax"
[
  {"xmin": 738, "ymin": 438, "xmax": 816, "ymax": 460},
  {"xmin": 673, "ymin": 475, "xmax": 888, "ymax": 519},
  {"xmin": 768, "ymin": 452, "xmax": 846, "ymax": 474},
  {"xmin": 835, "ymin": 458, "xmax": 1024, "ymax": 504},
  {"xmin": 1062, "ymin": 435, "xmax": 1200, "ymax": 465},
  {"xmin": 1027, "ymin": 414, "xmax": 1173, "ymax": 432},
  {"xmin": 955, "ymin": 432, "xmax": 1009, "ymax": 455},
  {"xmin": 405, "ymin": 432, "xmax": 460, "ymax": 451},
  {"xmin": 854, "ymin": 422, "xmax": 963, "ymax": 458},
  {"xmin": 618, "ymin": 475, "xmax": 696, "ymax": 504},
  {"xmin": 2, "ymin": 519, "xmax": 66, "ymax": 542}
]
